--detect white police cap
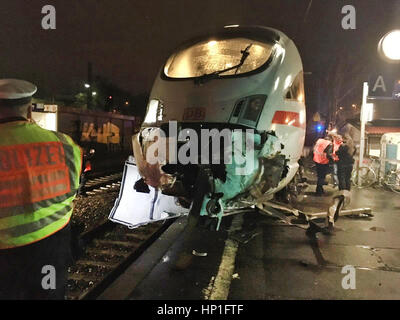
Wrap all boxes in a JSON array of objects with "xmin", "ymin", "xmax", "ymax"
[{"xmin": 0, "ymin": 79, "xmax": 37, "ymax": 100}]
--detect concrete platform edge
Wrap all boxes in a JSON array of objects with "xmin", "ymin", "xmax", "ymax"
[{"xmin": 97, "ymin": 216, "xmax": 188, "ymax": 300}]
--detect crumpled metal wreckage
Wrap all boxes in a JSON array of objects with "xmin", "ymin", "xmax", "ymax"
[{"xmin": 109, "ymin": 129, "xmax": 288, "ymax": 230}]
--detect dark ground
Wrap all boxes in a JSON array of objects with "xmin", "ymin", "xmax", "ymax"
[{"xmin": 100, "ymin": 158, "xmax": 400, "ymax": 300}]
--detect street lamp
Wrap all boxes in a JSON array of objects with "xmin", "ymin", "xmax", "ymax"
[
  {"xmin": 333, "ymin": 106, "xmax": 344, "ymax": 124},
  {"xmin": 378, "ymin": 30, "xmax": 400, "ymax": 63},
  {"xmin": 84, "ymin": 83, "xmax": 91, "ymax": 88}
]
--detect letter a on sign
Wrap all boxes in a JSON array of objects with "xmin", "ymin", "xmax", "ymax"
[
  {"xmin": 373, "ymin": 75, "xmax": 387, "ymax": 93},
  {"xmin": 41, "ymin": 5, "xmax": 56, "ymax": 30},
  {"xmin": 341, "ymin": 5, "xmax": 356, "ymax": 30}
]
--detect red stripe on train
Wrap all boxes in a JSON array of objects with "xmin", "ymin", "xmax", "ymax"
[{"xmin": 272, "ymin": 111, "xmax": 304, "ymax": 128}]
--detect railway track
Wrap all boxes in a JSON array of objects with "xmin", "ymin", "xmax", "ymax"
[
  {"xmin": 83, "ymin": 172, "xmax": 123, "ymax": 195},
  {"xmin": 67, "ymin": 169, "xmax": 177, "ymax": 300},
  {"xmin": 66, "ymin": 219, "xmax": 175, "ymax": 300}
]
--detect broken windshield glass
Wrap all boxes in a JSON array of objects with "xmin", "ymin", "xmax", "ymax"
[
  {"xmin": 194, "ymin": 44, "xmax": 253, "ymax": 84},
  {"xmin": 164, "ymin": 38, "xmax": 273, "ymax": 79}
]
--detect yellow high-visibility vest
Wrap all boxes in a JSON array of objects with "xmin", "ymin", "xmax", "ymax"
[{"xmin": 0, "ymin": 120, "xmax": 82, "ymax": 249}]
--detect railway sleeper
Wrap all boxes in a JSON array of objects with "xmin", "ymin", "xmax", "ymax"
[
  {"xmin": 76, "ymin": 259, "xmax": 118, "ymax": 269},
  {"xmin": 68, "ymin": 273, "xmax": 99, "ymax": 282},
  {"xmin": 93, "ymin": 239, "xmax": 139, "ymax": 248},
  {"xmin": 85, "ymin": 247, "xmax": 127, "ymax": 257}
]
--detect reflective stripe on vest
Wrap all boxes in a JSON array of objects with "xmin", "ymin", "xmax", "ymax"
[
  {"xmin": 0, "ymin": 121, "xmax": 82, "ymax": 249},
  {"xmin": 313, "ymin": 139, "xmax": 331, "ymax": 164}
]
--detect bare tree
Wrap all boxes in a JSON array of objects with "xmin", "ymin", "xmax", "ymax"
[{"xmin": 315, "ymin": 43, "xmax": 371, "ymax": 126}]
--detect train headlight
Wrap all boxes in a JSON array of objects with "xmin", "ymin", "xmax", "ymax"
[
  {"xmin": 144, "ymin": 100, "xmax": 163, "ymax": 124},
  {"xmin": 231, "ymin": 95, "xmax": 267, "ymax": 126},
  {"xmin": 247, "ymin": 96, "xmax": 265, "ymax": 115}
]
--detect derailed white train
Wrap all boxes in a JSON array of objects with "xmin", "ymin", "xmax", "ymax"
[{"xmin": 110, "ymin": 25, "xmax": 306, "ymax": 229}]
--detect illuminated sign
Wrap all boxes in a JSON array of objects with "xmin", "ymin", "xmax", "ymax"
[{"xmin": 368, "ymin": 73, "xmax": 399, "ymax": 99}]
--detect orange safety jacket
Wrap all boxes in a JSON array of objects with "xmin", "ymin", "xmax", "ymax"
[{"xmin": 313, "ymin": 139, "xmax": 332, "ymax": 165}]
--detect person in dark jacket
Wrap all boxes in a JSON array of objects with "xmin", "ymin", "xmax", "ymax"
[{"xmin": 336, "ymin": 134, "xmax": 356, "ymax": 191}]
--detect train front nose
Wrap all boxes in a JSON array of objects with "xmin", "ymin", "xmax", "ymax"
[{"xmin": 133, "ymin": 123, "xmax": 288, "ymax": 207}]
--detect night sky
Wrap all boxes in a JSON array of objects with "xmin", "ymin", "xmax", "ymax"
[{"xmin": 1, "ymin": 0, "xmax": 399, "ymax": 115}]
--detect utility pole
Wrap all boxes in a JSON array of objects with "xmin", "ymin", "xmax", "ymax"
[{"xmin": 358, "ymin": 82, "xmax": 368, "ymax": 186}]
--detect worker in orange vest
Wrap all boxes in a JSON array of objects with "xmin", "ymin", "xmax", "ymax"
[{"xmin": 313, "ymin": 135, "xmax": 333, "ymax": 196}]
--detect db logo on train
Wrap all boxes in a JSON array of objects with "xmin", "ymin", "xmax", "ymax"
[{"xmin": 183, "ymin": 107, "xmax": 206, "ymax": 121}]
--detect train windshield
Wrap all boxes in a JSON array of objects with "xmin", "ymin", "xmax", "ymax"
[{"xmin": 164, "ymin": 37, "xmax": 274, "ymax": 79}]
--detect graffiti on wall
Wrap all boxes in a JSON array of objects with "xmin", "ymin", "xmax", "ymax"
[{"xmin": 81, "ymin": 121, "xmax": 121, "ymax": 151}]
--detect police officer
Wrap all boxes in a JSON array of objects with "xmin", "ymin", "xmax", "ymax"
[
  {"xmin": 0, "ymin": 79, "xmax": 82, "ymax": 299},
  {"xmin": 313, "ymin": 135, "xmax": 333, "ymax": 196}
]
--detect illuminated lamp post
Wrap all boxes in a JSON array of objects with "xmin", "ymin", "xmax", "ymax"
[{"xmin": 378, "ymin": 30, "xmax": 400, "ymax": 63}]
